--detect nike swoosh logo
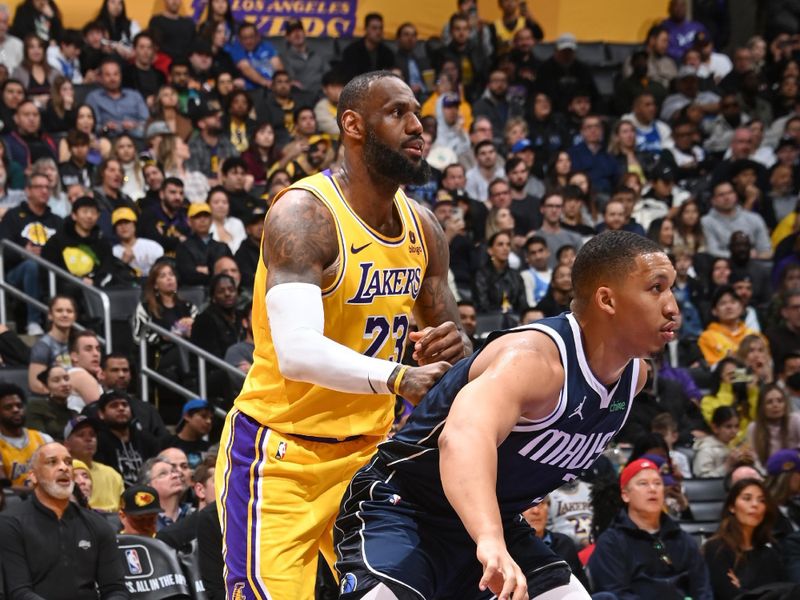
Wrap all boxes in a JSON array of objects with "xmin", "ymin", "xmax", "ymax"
[{"xmin": 351, "ymin": 242, "xmax": 371, "ymax": 254}]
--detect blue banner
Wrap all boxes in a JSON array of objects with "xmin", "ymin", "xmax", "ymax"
[{"xmin": 192, "ymin": 0, "xmax": 358, "ymax": 38}]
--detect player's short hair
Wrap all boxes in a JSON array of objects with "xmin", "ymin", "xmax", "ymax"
[
  {"xmin": 571, "ymin": 230, "xmax": 663, "ymax": 314},
  {"xmin": 336, "ymin": 70, "xmax": 402, "ymax": 132}
]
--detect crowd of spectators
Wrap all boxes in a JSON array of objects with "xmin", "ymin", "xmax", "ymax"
[{"xmin": 0, "ymin": 0, "xmax": 799, "ymax": 597}]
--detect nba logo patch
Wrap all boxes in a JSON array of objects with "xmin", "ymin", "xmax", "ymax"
[
  {"xmin": 340, "ymin": 573, "xmax": 358, "ymax": 594},
  {"xmin": 275, "ymin": 441, "xmax": 287, "ymax": 460},
  {"xmin": 125, "ymin": 549, "xmax": 143, "ymax": 575}
]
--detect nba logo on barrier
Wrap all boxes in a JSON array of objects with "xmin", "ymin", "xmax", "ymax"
[
  {"xmin": 340, "ymin": 573, "xmax": 358, "ymax": 594},
  {"xmin": 125, "ymin": 549, "xmax": 142, "ymax": 575},
  {"xmin": 275, "ymin": 441, "xmax": 287, "ymax": 460}
]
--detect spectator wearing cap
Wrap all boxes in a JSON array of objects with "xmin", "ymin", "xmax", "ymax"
[
  {"xmin": 0, "ymin": 172, "xmax": 63, "ymax": 334},
  {"xmin": 227, "ymin": 22, "xmax": 283, "ymax": 91},
  {"xmin": 435, "ymin": 92, "xmax": 471, "ymax": 158},
  {"xmin": 186, "ymin": 98, "xmax": 238, "ymax": 184},
  {"xmin": 0, "ymin": 442, "xmax": 129, "ymax": 599},
  {"xmin": 279, "ymin": 18, "xmax": 326, "ymax": 93},
  {"xmin": 465, "ymin": 140, "xmax": 505, "ymax": 202},
  {"xmin": 95, "ymin": 390, "xmax": 159, "ymax": 487},
  {"xmin": 42, "ymin": 195, "xmax": 114, "ymax": 287},
  {"xmin": 588, "ymin": 457, "xmax": 713, "ymax": 599},
  {"xmin": 175, "ymin": 201, "xmax": 232, "ymax": 287},
  {"xmin": 187, "ymin": 38, "xmax": 215, "ymax": 83},
  {"xmin": 536, "ymin": 33, "xmax": 599, "ymax": 113},
  {"xmin": 85, "ymin": 58, "xmax": 149, "ymax": 140},
  {"xmin": 234, "ymin": 206, "xmax": 265, "ymax": 289},
  {"xmin": 765, "ymin": 448, "xmax": 800, "ymax": 535},
  {"xmin": 122, "ymin": 32, "xmax": 165, "ymax": 107},
  {"xmin": 63, "ymin": 415, "xmax": 125, "ymax": 512},
  {"xmin": 111, "ymin": 206, "xmax": 163, "ymax": 277},
  {"xmin": 137, "ymin": 176, "xmax": 190, "ymax": 254},
  {"xmin": 139, "ymin": 455, "xmax": 193, "ymax": 530},
  {"xmin": 660, "ymin": 0, "xmax": 708, "ymax": 63},
  {"xmin": 472, "ymin": 69, "xmax": 523, "ymax": 149},
  {"xmin": 119, "ymin": 483, "xmax": 162, "ymax": 536},
  {"xmin": 661, "ymin": 65, "xmax": 721, "ymax": 123},
  {"xmin": 567, "ymin": 114, "xmax": 620, "ymax": 196},
  {"xmin": 340, "ymin": 12, "xmax": 395, "ymax": 82},
  {"xmin": 638, "ymin": 163, "xmax": 690, "ymax": 226},
  {"xmin": 702, "ymin": 180, "xmax": 772, "ymax": 260},
  {"xmin": 147, "ymin": 0, "xmax": 195, "ymax": 60},
  {"xmin": 160, "ymin": 399, "xmax": 212, "ymax": 469}
]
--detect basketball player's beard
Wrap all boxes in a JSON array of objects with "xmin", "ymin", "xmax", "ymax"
[{"xmin": 364, "ymin": 128, "xmax": 431, "ymax": 185}]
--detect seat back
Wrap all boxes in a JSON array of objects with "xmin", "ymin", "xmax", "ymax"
[
  {"xmin": 683, "ymin": 477, "xmax": 726, "ymax": 502},
  {"xmin": 689, "ymin": 500, "xmax": 724, "ymax": 522}
]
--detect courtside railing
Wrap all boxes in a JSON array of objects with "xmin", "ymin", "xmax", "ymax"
[
  {"xmin": 0, "ymin": 239, "xmax": 112, "ymax": 351},
  {"xmin": 137, "ymin": 320, "xmax": 245, "ymax": 417}
]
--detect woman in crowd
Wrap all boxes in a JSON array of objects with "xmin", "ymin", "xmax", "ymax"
[
  {"xmin": 0, "ymin": 138, "xmax": 24, "ymax": 191},
  {"xmin": 545, "ymin": 150, "xmax": 571, "ymax": 190},
  {"xmin": 12, "ymin": 34, "xmax": 58, "ymax": 108},
  {"xmin": 11, "ymin": 0, "xmax": 62, "ymax": 44},
  {"xmin": 190, "ymin": 274, "xmax": 244, "ymax": 359},
  {"xmin": 27, "ymin": 294, "xmax": 77, "ymax": 394},
  {"xmin": 210, "ymin": 69, "xmax": 235, "ymax": 108},
  {"xmin": 699, "ymin": 286, "xmax": 762, "ymax": 366},
  {"xmin": 568, "ymin": 170, "xmax": 599, "ymax": 226},
  {"xmin": 132, "ymin": 261, "xmax": 198, "ymax": 371},
  {"xmin": 472, "ymin": 231, "xmax": 527, "ymax": 316},
  {"xmin": 736, "ymin": 333, "xmax": 774, "ymax": 385},
  {"xmin": 647, "ymin": 216, "xmax": 676, "ymax": 253},
  {"xmin": 673, "ymin": 198, "xmax": 707, "ymax": 255},
  {"xmin": 42, "ymin": 75, "xmax": 74, "ymax": 134},
  {"xmin": 701, "ymin": 356, "xmax": 760, "ymax": 444},
  {"xmin": 149, "ymin": 84, "xmax": 192, "ymax": 141},
  {"xmin": 748, "ymin": 384, "xmax": 800, "ymax": 470},
  {"xmin": 704, "ymin": 479, "xmax": 786, "ymax": 599},
  {"xmin": 111, "ymin": 133, "xmax": 145, "ymax": 202},
  {"xmin": 157, "ymin": 133, "xmax": 208, "ymax": 203},
  {"xmin": 503, "ymin": 116, "xmax": 528, "ymax": 155},
  {"xmin": 765, "ymin": 449, "xmax": 800, "ymax": 536},
  {"xmin": 536, "ymin": 263, "xmax": 574, "ymax": 318},
  {"xmin": 58, "ymin": 104, "xmax": 109, "ymax": 164},
  {"xmin": 208, "ymin": 186, "xmax": 245, "ymax": 254},
  {"xmin": 224, "ymin": 90, "xmax": 256, "ymax": 153},
  {"xmin": 25, "ymin": 364, "xmax": 74, "ymax": 440},
  {"xmin": 240, "ymin": 121, "xmax": 279, "ymax": 188},
  {"xmin": 608, "ymin": 118, "xmax": 645, "ymax": 182},
  {"xmin": 763, "ymin": 263, "xmax": 800, "ymax": 331},
  {"xmin": 693, "ymin": 405, "xmax": 747, "ymax": 478},
  {"xmin": 198, "ymin": 0, "xmax": 236, "ymax": 45},
  {"xmin": 94, "ymin": 0, "xmax": 140, "ymax": 59}
]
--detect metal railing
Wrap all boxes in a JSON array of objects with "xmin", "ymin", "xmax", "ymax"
[
  {"xmin": 0, "ymin": 239, "xmax": 112, "ymax": 351},
  {"xmin": 137, "ymin": 320, "xmax": 245, "ymax": 417}
]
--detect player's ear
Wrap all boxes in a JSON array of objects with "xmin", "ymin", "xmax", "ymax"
[
  {"xmin": 340, "ymin": 109, "xmax": 364, "ymax": 141},
  {"xmin": 596, "ymin": 286, "xmax": 615, "ymax": 315}
]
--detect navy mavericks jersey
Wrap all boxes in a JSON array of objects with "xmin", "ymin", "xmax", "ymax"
[{"xmin": 380, "ymin": 313, "xmax": 639, "ymax": 515}]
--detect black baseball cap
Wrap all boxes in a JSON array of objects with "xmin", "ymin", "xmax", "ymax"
[
  {"xmin": 64, "ymin": 415, "xmax": 96, "ymax": 440},
  {"xmin": 121, "ymin": 484, "xmax": 163, "ymax": 515},
  {"xmin": 246, "ymin": 206, "xmax": 267, "ymax": 224}
]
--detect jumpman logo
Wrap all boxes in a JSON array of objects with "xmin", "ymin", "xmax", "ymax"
[{"xmin": 569, "ymin": 396, "xmax": 587, "ymax": 421}]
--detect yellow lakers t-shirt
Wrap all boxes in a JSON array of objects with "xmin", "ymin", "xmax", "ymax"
[{"xmin": 234, "ymin": 172, "xmax": 429, "ymax": 439}]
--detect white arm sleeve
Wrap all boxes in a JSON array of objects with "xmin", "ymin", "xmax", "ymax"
[{"xmin": 266, "ymin": 282, "xmax": 399, "ymax": 395}]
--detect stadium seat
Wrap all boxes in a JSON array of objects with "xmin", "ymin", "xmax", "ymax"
[
  {"xmin": 683, "ymin": 477, "xmax": 726, "ymax": 502},
  {"xmin": 0, "ymin": 367, "xmax": 31, "ymax": 394},
  {"xmin": 178, "ymin": 286, "xmax": 207, "ymax": 311},
  {"xmin": 592, "ymin": 65, "xmax": 618, "ymax": 98},
  {"xmin": 532, "ymin": 42, "xmax": 555, "ymax": 62},
  {"xmin": 606, "ymin": 43, "xmax": 641, "ymax": 66},
  {"xmin": 678, "ymin": 520, "xmax": 718, "ymax": 538},
  {"xmin": 688, "ymin": 500, "xmax": 724, "ymax": 522},
  {"xmin": 475, "ymin": 313, "xmax": 504, "ymax": 338},
  {"xmin": 575, "ymin": 41, "xmax": 606, "ymax": 66}
]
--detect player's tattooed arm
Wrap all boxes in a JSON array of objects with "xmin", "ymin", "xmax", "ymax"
[
  {"xmin": 263, "ymin": 190, "xmax": 339, "ymax": 289},
  {"xmin": 411, "ymin": 204, "xmax": 472, "ymax": 364}
]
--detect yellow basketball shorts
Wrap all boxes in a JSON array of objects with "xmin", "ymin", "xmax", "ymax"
[{"xmin": 215, "ymin": 408, "xmax": 381, "ymax": 600}]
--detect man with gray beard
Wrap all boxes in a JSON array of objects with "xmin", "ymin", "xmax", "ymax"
[{"xmin": 0, "ymin": 442, "xmax": 128, "ymax": 599}]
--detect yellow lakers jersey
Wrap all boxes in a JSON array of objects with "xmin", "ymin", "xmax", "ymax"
[
  {"xmin": 0, "ymin": 429, "xmax": 47, "ymax": 487},
  {"xmin": 235, "ymin": 172, "xmax": 429, "ymax": 438}
]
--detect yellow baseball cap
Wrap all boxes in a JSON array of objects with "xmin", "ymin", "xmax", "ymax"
[
  {"xmin": 111, "ymin": 207, "xmax": 137, "ymax": 225},
  {"xmin": 188, "ymin": 202, "xmax": 212, "ymax": 218}
]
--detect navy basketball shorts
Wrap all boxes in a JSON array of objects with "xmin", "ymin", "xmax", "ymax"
[{"xmin": 334, "ymin": 457, "xmax": 572, "ymax": 599}]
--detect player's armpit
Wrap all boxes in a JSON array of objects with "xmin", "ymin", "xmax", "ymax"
[{"xmin": 263, "ymin": 189, "xmax": 339, "ymax": 289}]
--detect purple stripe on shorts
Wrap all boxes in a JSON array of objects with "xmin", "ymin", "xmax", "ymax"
[{"xmin": 248, "ymin": 425, "xmax": 270, "ymax": 598}]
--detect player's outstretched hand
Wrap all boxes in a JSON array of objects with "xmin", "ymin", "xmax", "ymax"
[
  {"xmin": 477, "ymin": 540, "xmax": 529, "ymax": 600},
  {"xmin": 398, "ymin": 361, "xmax": 451, "ymax": 404},
  {"xmin": 409, "ymin": 321, "xmax": 466, "ymax": 365}
]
